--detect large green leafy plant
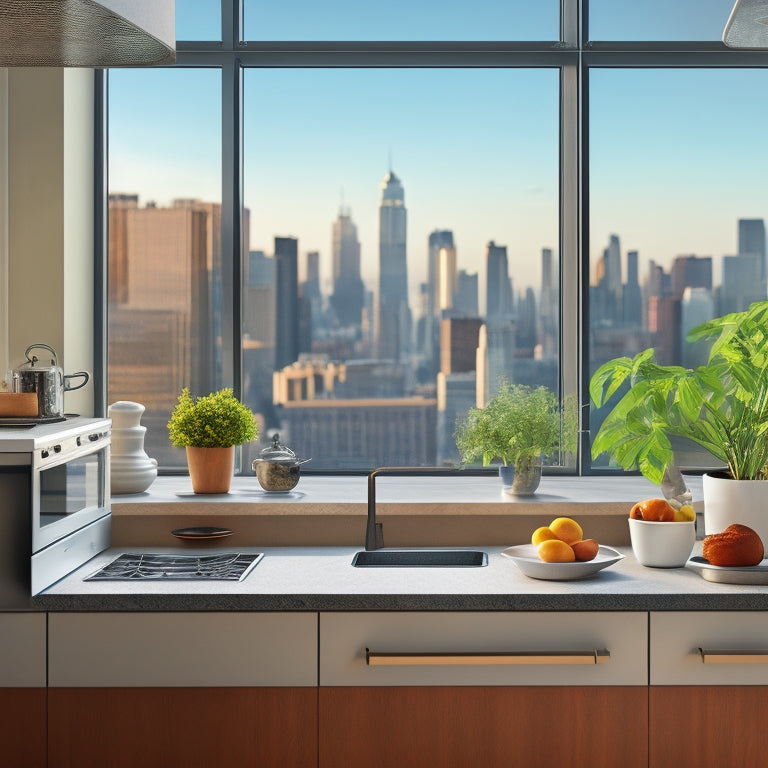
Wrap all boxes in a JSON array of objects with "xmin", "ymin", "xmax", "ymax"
[
  {"xmin": 168, "ymin": 387, "xmax": 258, "ymax": 448},
  {"xmin": 455, "ymin": 382, "xmax": 562, "ymax": 468},
  {"xmin": 591, "ymin": 300, "xmax": 768, "ymax": 484}
]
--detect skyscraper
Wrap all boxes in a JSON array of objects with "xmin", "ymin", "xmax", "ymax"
[
  {"xmin": 330, "ymin": 207, "xmax": 364, "ymax": 328},
  {"xmin": 274, "ymin": 236, "xmax": 299, "ymax": 370},
  {"xmin": 738, "ymin": 218, "xmax": 766, "ymax": 285},
  {"xmin": 377, "ymin": 170, "xmax": 409, "ymax": 361},
  {"xmin": 424, "ymin": 230, "xmax": 454, "ymax": 357},
  {"xmin": 623, "ymin": 249, "xmax": 643, "ymax": 327},
  {"xmin": 485, "ymin": 241, "xmax": 513, "ymax": 322}
]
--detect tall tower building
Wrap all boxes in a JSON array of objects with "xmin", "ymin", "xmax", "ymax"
[
  {"xmin": 330, "ymin": 208, "xmax": 364, "ymax": 327},
  {"xmin": 454, "ymin": 270, "xmax": 479, "ymax": 317},
  {"xmin": 425, "ymin": 230, "xmax": 454, "ymax": 351},
  {"xmin": 377, "ymin": 170, "xmax": 409, "ymax": 360},
  {"xmin": 738, "ymin": 218, "xmax": 766, "ymax": 284},
  {"xmin": 623, "ymin": 249, "xmax": 643, "ymax": 327},
  {"xmin": 274, "ymin": 236, "xmax": 299, "ymax": 370},
  {"xmin": 438, "ymin": 246, "xmax": 457, "ymax": 313},
  {"xmin": 540, "ymin": 247, "xmax": 557, "ymax": 355},
  {"xmin": 485, "ymin": 241, "xmax": 513, "ymax": 322}
]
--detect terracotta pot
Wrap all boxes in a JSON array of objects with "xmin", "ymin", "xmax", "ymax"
[{"xmin": 186, "ymin": 445, "xmax": 235, "ymax": 494}]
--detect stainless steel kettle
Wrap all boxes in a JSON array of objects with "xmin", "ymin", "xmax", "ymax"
[{"xmin": 11, "ymin": 344, "xmax": 89, "ymax": 418}]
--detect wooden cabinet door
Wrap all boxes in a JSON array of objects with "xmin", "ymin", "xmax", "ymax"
[
  {"xmin": 49, "ymin": 687, "xmax": 317, "ymax": 768},
  {"xmin": 0, "ymin": 688, "xmax": 46, "ymax": 768},
  {"xmin": 0, "ymin": 614, "xmax": 47, "ymax": 768},
  {"xmin": 320, "ymin": 686, "xmax": 647, "ymax": 768},
  {"xmin": 650, "ymin": 686, "xmax": 768, "ymax": 768}
]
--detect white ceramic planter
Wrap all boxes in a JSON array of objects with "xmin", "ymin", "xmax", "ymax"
[{"xmin": 703, "ymin": 472, "xmax": 768, "ymax": 546}]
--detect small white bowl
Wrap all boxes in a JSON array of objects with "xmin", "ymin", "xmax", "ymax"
[{"xmin": 628, "ymin": 517, "xmax": 695, "ymax": 568}]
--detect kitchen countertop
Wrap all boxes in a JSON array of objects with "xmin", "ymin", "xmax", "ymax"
[{"xmin": 31, "ymin": 542, "xmax": 768, "ymax": 612}]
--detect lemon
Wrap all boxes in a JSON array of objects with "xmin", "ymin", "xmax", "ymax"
[{"xmin": 674, "ymin": 504, "xmax": 696, "ymax": 523}]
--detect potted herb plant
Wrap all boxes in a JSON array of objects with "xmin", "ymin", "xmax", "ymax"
[
  {"xmin": 168, "ymin": 387, "xmax": 258, "ymax": 494},
  {"xmin": 454, "ymin": 381, "xmax": 562, "ymax": 495},
  {"xmin": 590, "ymin": 300, "xmax": 768, "ymax": 542}
]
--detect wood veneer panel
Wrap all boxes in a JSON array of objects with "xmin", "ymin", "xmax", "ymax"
[
  {"xmin": 0, "ymin": 688, "xmax": 46, "ymax": 768},
  {"xmin": 48, "ymin": 687, "xmax": 317, "ymax": 768},
  {"xmin": 320, "ymin": 686, "xmax": 647, "ymax": 768},
  {"xmin": 651, "ymin": 686, "xmax": 768, "ymax": 768}
]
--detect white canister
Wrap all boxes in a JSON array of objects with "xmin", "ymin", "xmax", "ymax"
[
  {"xmin": 108, "ymin": 401, "xmax": 158, "ymax": 494},
  {"xmin": 702, "ymin": 472, "xmax": 768, "ymax": 547}
]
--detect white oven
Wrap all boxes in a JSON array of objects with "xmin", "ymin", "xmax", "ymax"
[{"xmin": 0, "ymin": 417, "xmax": 111, "ymax": 604}]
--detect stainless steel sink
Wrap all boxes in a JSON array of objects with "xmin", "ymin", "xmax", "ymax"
[{"xmin": 352, "ymin": 550, "xmax": 487, "ymax": 568}]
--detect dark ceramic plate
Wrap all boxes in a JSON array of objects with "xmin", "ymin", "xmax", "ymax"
[{"xmin": 171, "ymin": 526, "xmax": 233, "ymax": 540}]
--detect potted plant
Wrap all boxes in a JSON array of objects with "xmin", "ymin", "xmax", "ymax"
[
  {"xmin": 454, "ymin": 381, "xmax": 562, "ymax": 495},
  {"xmin": 168, "ymin": 387, "xmax": 258, "ymax": 494},
  {"xmin": 590, "ymin": 300, "xmax": 768, "ymax": 542}
]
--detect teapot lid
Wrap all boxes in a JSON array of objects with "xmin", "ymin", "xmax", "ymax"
[
  {"xmin": 15, "ymin": 343, "xmax": 60, "ymax": 373},
  {"xmin": 259, "ymin": 433, "xmax": 297, "ymax": 461}
]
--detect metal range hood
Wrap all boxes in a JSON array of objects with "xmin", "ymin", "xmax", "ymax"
[
  {"xmin": 724, "ymin": 0, "xmax": 768, "ymax": 48},
  {"xmin": 0, "ymin": 0, "xmax": 175, "ymax": 67}
]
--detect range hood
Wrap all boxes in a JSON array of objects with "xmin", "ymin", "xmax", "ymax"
[
  {"xmin": 724, "ymin": 0, "xmax": 768, "ymax": 48},
  {"xmin": 0, "ymin": 0, "xmax": 175, "ymax": 67}
]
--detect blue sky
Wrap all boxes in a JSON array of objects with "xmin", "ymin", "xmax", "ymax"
[{"xmin": 109, "ymin": 0, "xmax": 763, "ymax": 296}]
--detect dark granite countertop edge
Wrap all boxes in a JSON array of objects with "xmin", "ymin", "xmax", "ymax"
[{"xmin": 30, "ymin": 592, "xmax": 768, "ymax": 612}]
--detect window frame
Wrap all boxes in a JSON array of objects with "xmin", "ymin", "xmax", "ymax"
[{"xmin": 96, "ymin": 0, "xmax": 768, "ymax": 476}]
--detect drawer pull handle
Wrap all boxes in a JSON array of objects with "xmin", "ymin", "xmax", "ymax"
[
  {"xmin": 698, "ymin": 648, "xmax": 768, "ymax": 664},
  {"xmin": 366, "ymin": 649, "xmax": 610, "ymax": 666}
]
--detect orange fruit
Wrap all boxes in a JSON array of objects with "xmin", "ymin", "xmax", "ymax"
[
  {"xmin": 531, "ymin": 526, "xmax": 558, "ymax": 546},
  {"xmin": 572, "ymin": 539, "xmax": 599, "ymax": 562},
  {"xmin": 549, "ymin": 517, "xmax": 583, "ymax": 545},
  {"xmin": 630, "ymin": 498, "xmax": 675, "ymax": 522},
  {"xmin": 537, "ymin": 539, "xmax": 576, "ymax": 563}
]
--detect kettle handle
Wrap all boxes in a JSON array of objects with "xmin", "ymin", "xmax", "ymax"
[
  {"xmin": 25, "ymin": 343, "xmax": 58, "ymax": 366},
  {"xmin": 64, "ymin": 371, "xmax": 90, "ymax": 392}
]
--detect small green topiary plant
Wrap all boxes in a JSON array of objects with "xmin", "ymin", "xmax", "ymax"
[
  {"xmin": 168, "ymin": 387, "xmax": 258, "ymax": 448},
  {"xmin": 454, "ymin": 381, "xmax": 562, "ymax": 468}
]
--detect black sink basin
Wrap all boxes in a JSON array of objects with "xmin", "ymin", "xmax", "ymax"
[{"xmin": 351, "ymin": 550, "xmax": 487, "ymax": 568}]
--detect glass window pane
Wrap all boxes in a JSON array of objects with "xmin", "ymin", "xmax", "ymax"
[
  {"xmin": 589, "ymin": 69, "xmax": 768, "ymax": 470},
  {"xmin": 176, "ymin": 0, "xmax": 221, "ymax": 41},
  {"xmin": 243, "ymin": 68, "xmax": 561, "ymax": 471},
  {"xmin": 244, "ymin": 0, "xmax": 558, "ymax": 41},
  {"xmin": 589, "ymin": 0, "xmax": 735, "ymax": 42},
  {"xmin": 107, "ymin": 69, "xmax": 222, "ymax": 469}
]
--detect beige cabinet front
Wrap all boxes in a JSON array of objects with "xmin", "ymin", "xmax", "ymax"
[
  {"xmin": 321, "ymin": 611, "xmax": 648, "ymax": 686},
  {"xmin": 49, "ymin": 611, "xmax": 317, "ymax": 686}
]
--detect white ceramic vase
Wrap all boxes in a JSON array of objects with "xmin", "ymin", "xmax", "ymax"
[
  {"xmin": 108, "ymin": 400, "xmax": 158, "ymax": 494},
  {"xmin": 702, "ymin": 472, "xmax": 768, "ymax": 546}
]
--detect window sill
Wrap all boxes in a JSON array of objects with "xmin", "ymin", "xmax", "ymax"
[{"xmin": 110, "ymin": 474, "xmax": 702, "ymax": 549}]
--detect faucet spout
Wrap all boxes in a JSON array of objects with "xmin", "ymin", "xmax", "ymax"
[{"xmin": 365, "ymin": 466, "xmax": 488, "ymax": 551}]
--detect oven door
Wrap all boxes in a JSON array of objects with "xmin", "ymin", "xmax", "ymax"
[{"xmin": 32, "ymin": 432, "xmax": 111, "ymax": 553}]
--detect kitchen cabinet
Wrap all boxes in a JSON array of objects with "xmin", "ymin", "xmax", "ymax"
[
  {"xmin": 649, "ymin": 612, "xmax": 768, "ymax": 768},
  {"xmin": 319, "ymin": 611, "xmax": 648, "ymax": 768},
  {"xmin": 46, "ymin": 612, "xmax": 318, "ymax": 768},
  {"xmin": 0, "ymin": 613, "xmax": 47, "ymax": 768}
]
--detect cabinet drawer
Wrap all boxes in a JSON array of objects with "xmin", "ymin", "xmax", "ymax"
[
  {"xmin": 651, "ymin": 612, "xmax": 768, "ymax": 686},
  {"xmin": 49, "ymin": 612, "xmax": 317, "ymax": 687},
  {"xmin": 0, "ymin": 613, "xmax": 46, "ymax": 687},
  {"xmin": 321, "ymin": 612, "xmax": 647, "ymax": 686}
]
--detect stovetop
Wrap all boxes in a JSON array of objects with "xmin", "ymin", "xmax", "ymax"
[{"xmin": 85, "ymin": 552, "xmax": 264, "ymax": 581}]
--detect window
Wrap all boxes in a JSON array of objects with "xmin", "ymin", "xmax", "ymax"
[{"xmin": 104, "ymin": 1, "xmax": 768, "ymax": 474}]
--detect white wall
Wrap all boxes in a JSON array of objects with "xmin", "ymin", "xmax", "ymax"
[{"xmin": 5, "ymin": 68, "xmax": 95, "ymax": 416}]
